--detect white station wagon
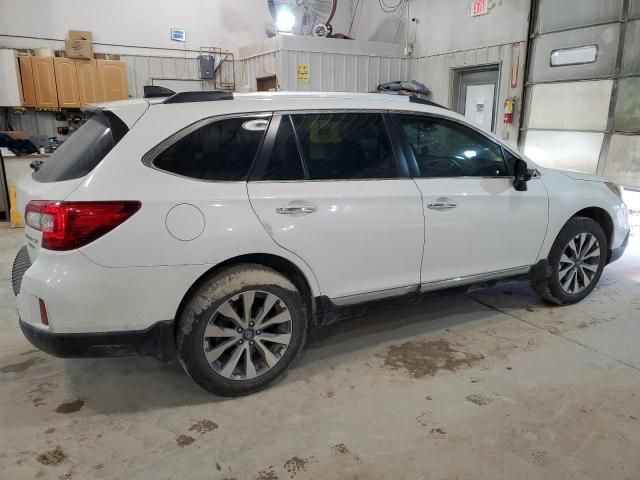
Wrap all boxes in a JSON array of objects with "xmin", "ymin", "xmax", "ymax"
[{"xmin": 13, "ymin": 89, "xmax": 630, "ymax": 396}]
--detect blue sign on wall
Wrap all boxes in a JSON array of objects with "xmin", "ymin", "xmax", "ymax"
[{"xmin": 170, "ymin": 28, "xmax": 186, "ymax": 42}]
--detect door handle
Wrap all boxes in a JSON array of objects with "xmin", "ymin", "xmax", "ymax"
[
  {"xmin": 427, "ymin": 198, "xmax": 457, "ymax": 210},
  {"xmin": 276, "ymin": 203, "xmax": 317, "ymax": 215}
]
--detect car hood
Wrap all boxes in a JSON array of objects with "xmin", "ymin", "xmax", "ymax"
[{"xmin": 537, "ymin": 166, "xmax": 609, "ymax": 183}]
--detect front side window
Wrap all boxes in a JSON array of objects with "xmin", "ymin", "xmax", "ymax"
[
  {"xmin": 152, "ymin": 116, "xmax": 269, "ymax": 181},
  {"xmin": 397, "ymin": 115, "xmax": 508, "ymax": 178},
  {"xmin": 290, "ymin": 112, "xmax": 397, "ymax": 180}
]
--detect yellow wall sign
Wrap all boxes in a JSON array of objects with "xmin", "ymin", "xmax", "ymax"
[{"xmin": 297, "ymin": 64, "xmax": 309, "ymax": 83}]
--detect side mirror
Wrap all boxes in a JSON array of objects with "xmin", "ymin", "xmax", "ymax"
[{"xmin": 513, "ymin": 159, "xmax": 532, "ymax": 191}]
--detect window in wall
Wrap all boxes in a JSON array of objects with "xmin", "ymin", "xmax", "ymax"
[
  {"xmin": 290, "ymin": 112, "xmax": 397, "ymax": 180},
  {"xmin": 152, "ymin": 116, "xmax": 269, "ymax": 181},
  {"xmin": 396, "ymin": 115, "xmax": 508, "ymax": 178},
  {"xmin": 550, "ymin": 45, "xmax": 598, "ymax": 67}
]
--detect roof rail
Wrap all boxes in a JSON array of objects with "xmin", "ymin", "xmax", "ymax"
[
  {"xmin": 143, "ymin": 85, "xmax": 176, "ymax": 99},
  {"xmin": 163, "ymin": 91, "xmax": 234, "ymax": 104},
  {"xmin": 409, "ymin": 96, "xmax": 449, "ymax": 109}
]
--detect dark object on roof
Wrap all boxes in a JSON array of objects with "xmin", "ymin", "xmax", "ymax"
[
  {"xmin": 144, "ymin": 85, "xmax": 176, "ymax": 98},
  {"xmin": 162, "ymin": 91, "xmax": 234, "ymax": 104},
  {"xmin": 377, "ymin": 80, "xmax": 431, "ymax": 97}
]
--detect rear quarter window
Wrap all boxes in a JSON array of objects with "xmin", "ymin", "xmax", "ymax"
[
  {"xmin": 150, "ymin": 116, "xmax": 270, "ymax": 181},
  {"xmin": 33, "ymin": 112, "xmax": 126, "ymax": 183}
]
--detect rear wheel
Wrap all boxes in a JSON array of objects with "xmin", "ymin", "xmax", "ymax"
[
  {"xmin": 531, "ymin": 217, "xmax": 607, "ymax": 305},
  {"xmin": 176, "ymin": 265, "xmax": 308, "ymax": 396}
]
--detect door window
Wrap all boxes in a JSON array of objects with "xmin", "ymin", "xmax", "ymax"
[
  {"xmin": 290, "ymin": 112, "xmax": 397, "ymax": 180},
  {"xmin": 151, "ymin": 116, "xmax": 269, "ymax": 181},
  {"xmin": 397, "ymin": 115, "xmax": 508, "ymax": 178}
]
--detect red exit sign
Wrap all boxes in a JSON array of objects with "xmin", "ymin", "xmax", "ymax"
[{"xmin": 471, "ymin": 0, "xmax": 488, "ymax": 16}]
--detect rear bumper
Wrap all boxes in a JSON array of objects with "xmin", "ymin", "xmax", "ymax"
[
  {"xmin": 609, "ymin": 229, "xmax": 629, "ymax": 264},
  {"xmin": 19, "ymin": 319, "xmax": 175, "ymax": 361}
]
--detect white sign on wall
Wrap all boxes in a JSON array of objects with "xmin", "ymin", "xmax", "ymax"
[
  {"xmin": 470, "ymin": 0, "xmax": 488, "ymax": 16},
  {"xmin": 170, "ymin": 28, "xmax": 186, "ymax": 42}
]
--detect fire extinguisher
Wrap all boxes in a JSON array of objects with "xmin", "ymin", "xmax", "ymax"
[{"xmin": 503, "ymin": 97, "xmax": 516, "ymax": 124}]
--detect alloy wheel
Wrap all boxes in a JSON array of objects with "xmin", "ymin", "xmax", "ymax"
[
  {"xmin": 558, "ymin": 232, "xmax": 601, "ymax": 294},
  {"xmin": 202, "ymin": 290, "xmax": 293, "ymax": 380}
]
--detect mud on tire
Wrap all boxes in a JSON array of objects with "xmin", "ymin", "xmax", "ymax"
[
  {"xmin": 176, "ymin": 264, "xmax": 308, "ymax": 396},
  {"xmin": 531, "ymin": 216, "xmax": 607, "ymax": 305}
]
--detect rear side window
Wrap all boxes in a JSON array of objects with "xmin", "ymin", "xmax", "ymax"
[
  {"xmin": 397, "ymin": 115, "xmax": 508, "ymax": 178},
  {"xmin": 290, "ymin": 112, "xmax": 397, "ymax": 180},
  {"xmin": 152, "ymin": 116, "xmax": 269, "ymax": 181},
  {"xmin": 33, "ymin": 114, "xmax": 122, "ymax": 183}
]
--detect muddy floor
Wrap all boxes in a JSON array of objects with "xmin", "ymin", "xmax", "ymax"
[{"xmin": 1, "ymin": 212, "xmax": 639, "ymax": 479}]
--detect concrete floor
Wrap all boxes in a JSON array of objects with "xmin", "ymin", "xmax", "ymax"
[{"xmin": 1, "ymin": 210, "xmax": 639, "ymax": 480}]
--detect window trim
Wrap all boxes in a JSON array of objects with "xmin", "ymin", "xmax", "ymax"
[
  {"xmin": 142, "ymin": 112, "xmax": 273, "ymax": 183},
  {"xmin": 389, "ymin": 110, "xmax": 515, "ymax": 180},
  {"xmin": 249, "ymin": 109, "xmax": 410, "ymax": 183}
]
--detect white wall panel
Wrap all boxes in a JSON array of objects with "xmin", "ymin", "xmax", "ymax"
[
  {"xmin": 415, "ymin": 42, "xmax": 525, "ymax": 144},
  {"xmin": 538, "ymin": 0, "xmax": 623, "ymax": 34},
  {"xmin": 528, "ymin": 80, "xmax": 613, "ymax": 130},
  {"xmin": 603, "ymin": 134, "xmax": 640, "ymax": 188},
  {"xmin": 524, "ymin": 130, "xmax": 604, "ymax": 173}
]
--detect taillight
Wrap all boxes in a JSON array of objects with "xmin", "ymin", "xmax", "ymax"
[{"xmin": 25, "ymin": 201, "xmax": 141, "ymax": 251}]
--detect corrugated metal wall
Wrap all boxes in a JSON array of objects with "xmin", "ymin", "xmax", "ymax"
[
  {"xmin": 522, "ymin": 0, "xmax": 640, "ymax": 189},
  {"xmin": 278, "ymin": 51, "xmax": 413, "ymax": 92},
  {"xmin": 415, "ymin": 42, "xmax": 525, "ymax": 145},
  {"xmin": 237, "ymin": 49, "xmax": 412, "ymax": 93}
]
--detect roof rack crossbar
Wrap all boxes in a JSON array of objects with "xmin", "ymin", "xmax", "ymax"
[
  {"xmin": 408, "ymin": 96, "xmax": 449, "ymax": 109},
  {"xmin": 163, "ymin": 91, "xmax": 234, "ymax": 104}
]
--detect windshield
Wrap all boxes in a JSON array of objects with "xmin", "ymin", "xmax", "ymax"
[{"xmin": 33, "ymin": 114, "xmax": 120, "ymax": 183}]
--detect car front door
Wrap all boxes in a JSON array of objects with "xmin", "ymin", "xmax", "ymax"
[
  {"xmin": 248, "ymin": 111, "xmax": 424, "ymax": 303},
  {"xmin": 393, "ymin": 112, "xmax": 548, "ymax": 288}
]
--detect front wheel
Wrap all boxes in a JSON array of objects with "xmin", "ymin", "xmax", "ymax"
[
  {"xmin": 531, "ymin": 217, "xmax": 607, "ymax": 305},
  {"xmin": 176, "ymin": 265, "xmax": 308, "ymax": 396}
]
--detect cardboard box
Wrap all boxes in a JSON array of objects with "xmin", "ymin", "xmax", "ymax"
[
  {"xmin": 69, "ymin": 30, "xmax": 92, "ymax": 42},
  {"xmin": 65, "ymin": 39, "xmax": 93, "ymax": 59},
  {"xmin": 65, "ymin": 30, "xmax": 93, "ymax": 59}
]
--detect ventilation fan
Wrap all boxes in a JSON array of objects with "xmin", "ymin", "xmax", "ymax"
[{"xmin": 267, "ymin": 0, "xmax": 337, "ymax": 36}]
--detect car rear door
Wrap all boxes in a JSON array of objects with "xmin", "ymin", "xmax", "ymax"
[
  {"xmin": 392, "ymin": 112, "xmax": 548, "ymax": 288},
  {"xmin": 247, "ymin": 111, "xmax": 424, "ymax": 303}
]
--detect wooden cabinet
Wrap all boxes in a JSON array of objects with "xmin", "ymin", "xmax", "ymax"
[
  {"xmin": 75, "ymin": 60, "xmax": 101, "ymax": 105},
  {"xmin": 53, "ymin": 58, "xmax": 80, "ymax": 108},
  {"xmin": 18, "ymin": 57, "xmax": 36, "ymax": 107},
  {"xmin": 97, "ymin": 60, "xmax": 128, "ymax": 102},
  {"xmin": 16, "ymin": 56, "xmax": 128, "ymax": 109},
  {"xmin": 31, "ymin": 57, "xmax": 59, "ymax": 108}
]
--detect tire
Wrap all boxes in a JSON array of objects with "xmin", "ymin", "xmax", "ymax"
[
  {"xmin": 176, "ymin": 264, "xmax": 308, "ymax": 396},
  {"xmin": 531, "ymin": 216, "xmax": 607, "ymax": 305}
]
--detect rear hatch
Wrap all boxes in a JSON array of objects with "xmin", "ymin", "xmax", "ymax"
[{"xmin": 17, "ymin": 108, "xmax": 132, "ymax": 261}]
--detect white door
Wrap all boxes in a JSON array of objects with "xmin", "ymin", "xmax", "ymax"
[
  {"xmin": 464, "ymin": 83, "xmax": 495, "ymax": 132},
  {"xmin": 248, "ymin": 113, "xmax": 424, "ymax": 301},
  {"xmin": 394, "ymin": 113, "xmax": 548, "ymax": 285}
]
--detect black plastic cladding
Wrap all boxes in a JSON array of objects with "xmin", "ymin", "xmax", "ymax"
[
  {"xmin": 143, "ymin": 85, "xmax": 176, "ymax": 98},
  {"xmin": 162, "ymin": 91, "xmax": 234, "ymax": 104},
  {"xmin": 408, "ymin": 96, "xmax": 449, "ymax": 109}
]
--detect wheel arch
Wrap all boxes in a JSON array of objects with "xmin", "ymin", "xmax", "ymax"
[
  {"xmin": 173, "ymin": 253, "xmax": 319, "ymax": 331},
  {"xmin": 572, "ymin": 207, "xmax": 614, "ymax": 257}
]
